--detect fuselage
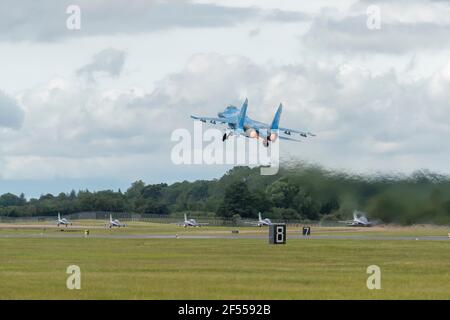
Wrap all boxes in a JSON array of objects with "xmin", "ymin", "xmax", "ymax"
[
  {"xmin": 257, "ymin": 218, "xmax": 272, "ymax": 227},
  {"xmin": 348, "ymin": 216, "xmax": 371, "ymax": 227},
  {"xmin": 57, "ymin": 217, "xmax": 70, "ymax": 226},
  {"xmin": 109, "ymin": 217, "xmax": 124, "ymax": 227},
  {"xmin": 348, "ymin": 220, "xmax": 371, "ymax": 227},
  {"xmin": 218, "ymin": 106, "xmax": 269, "ymax": 138},
  {"xmin": 184, "ymin": 219, "xmax": 200, "ymax": 227}
]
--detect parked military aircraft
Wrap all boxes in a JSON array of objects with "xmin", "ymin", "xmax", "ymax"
[
  {"xmin": 107, "ymin": 214, "xmax": 126, "ymax": 228},
  {"xmin": 191, "ymin": 98, "xmax": 315, "ymax": 147},
  {"xmin": 179, "ymin": 214, "xmax": 209, "ymax": 227},
  {"xmin": 339, "ymin": 211, "xmax": 372, "ymax": 227},
  {"xmin": 57, "ymin": 213, "xmax": 72, "ymax": 227},
  {"xmin": 246, "ymin": 212, "xmax": 273, "ymax": 227}
]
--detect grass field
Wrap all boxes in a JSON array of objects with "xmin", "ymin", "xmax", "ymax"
[
  {"xmin": 0, "ymin": 222, "xmax": 449, "ymax": 299},
  {"xmin": 1, "ymin": 220, "xmax": 449, "ymax": 237}
]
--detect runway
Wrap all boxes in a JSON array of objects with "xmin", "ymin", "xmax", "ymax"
[{"xmin": 1, "ymin": 232, "xmax": 449, "ymax": 241}]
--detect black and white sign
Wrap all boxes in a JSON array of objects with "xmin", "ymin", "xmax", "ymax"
[
  {"xmin": 269, "ymin": 224, "xmax": 286, "ymax": 244},
  {"xmin": 302, "ymin": 226, "xmax": 311, "ymax": 236}
]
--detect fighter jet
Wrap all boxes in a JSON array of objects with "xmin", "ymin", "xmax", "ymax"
[
  {"xmin": 191, "ymin": 98, "xmax": 315, "ymax": 147},
  {"xmin": 339, "ymin": 210, "xmax": 372, "ymax": 227},
  {"xmin": 107, "ymin": 214, "xmax": 126, "ymax": 228},
  {"xmin": 179, "ymin": 214, "xmax": 209, "ymax": 227},
  {"xmin": 246, "ymin": 212, "xmax": 273, "ymax": 227},
  {"xmin": 56, "ymin": 213, "xmax": 72, "ymax": 227}
]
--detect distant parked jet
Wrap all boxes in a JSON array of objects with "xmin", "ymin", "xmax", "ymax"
[
  {"xmin": 246, "ymin": 212, "xmax": 272, "ymax": 227},
  {"xmin": 339, "ymin": 211, "xmax": 372, "ymax": 227},
  {"xmin": 179, "ymin": 214, "xmax": 209, "ymax": 227},
  {"xmin": 107, "ymin": 214, "xmax": 126, "ymax": 228},
  {"xmin": 191, "ymin": 98, "xmax": 315, "ymax": 147},
  {"xmin": 57, "ymin": 213, "xmax": 72, "ymax": 227}
]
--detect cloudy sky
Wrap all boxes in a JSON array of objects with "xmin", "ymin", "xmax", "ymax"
[{"xmin": 1, "ymin": 0, "xmax": 450, "ymax": 197}]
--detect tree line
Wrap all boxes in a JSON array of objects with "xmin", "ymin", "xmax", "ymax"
[{"xmin": 1, "ymin": 164, "xmax": 450, "ymax": 225}]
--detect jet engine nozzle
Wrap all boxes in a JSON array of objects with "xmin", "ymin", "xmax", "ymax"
[
  {"xmin": 268, "ymin": 132, "xmax": 278, "ymax": 142},
  {"xmin": 245, "ymin": 128, "xmax": 258, "ymax": 139}
]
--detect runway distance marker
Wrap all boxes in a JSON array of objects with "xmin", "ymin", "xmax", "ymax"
[{"xmin": 269, "ymin": 224, "xmax": 286, "ymax": 244}]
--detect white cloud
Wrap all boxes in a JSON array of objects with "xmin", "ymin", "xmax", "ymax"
[
  {"xmin": 2, "ymin": 52, "xmax": 450, "ymax": 181},
  {"xmin": 302, "ymin": 0, "xmax": 450, "ymax": 54},
  {"xmin": 3, "ymin": 0, "xmax": 450, "ymax": 191},
  {"xmin": 77, "ymin": 48, "xmax": 126, "ymax": 81},
  {"xmin": 0, "ymin": 90, "xmax": 24, "ymax": 129},
  {"xmin": 0, "ymin": 0, "xmax": 307, "ymax": 42}
]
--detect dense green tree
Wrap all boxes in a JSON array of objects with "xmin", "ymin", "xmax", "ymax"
[
  {"xmin": 141, "ymin": 183, "xmax": 167, "ymax": 200},
  {"xmin": 217, "ymin": 181, "xmax": 255, "ymax": 218},
  {"xmin": 266, "ymin": 180, "xmax": 299, "ymax": 208},
  {"xmin": 1, "ymin": 164, "xmax": 450, "ymax": 225},
  {"xmin": 0, "ymin": 193, "xmax": 24, "ymax": 207},
  {"xmin": 125, "ymin": 180, "xmax": 145, "ymax": 199},
  {"xmin": 272, "ymin": 207, "xmax": 300, "ymax": 220}
]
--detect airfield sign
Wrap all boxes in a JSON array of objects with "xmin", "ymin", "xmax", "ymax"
[
  {"xmin": 269, "ymin": 224, "xmax": 286, "ymax": 244},
  {"xmin": 302, "ymin": 226, "xmax": 311, "ymax": 236}
]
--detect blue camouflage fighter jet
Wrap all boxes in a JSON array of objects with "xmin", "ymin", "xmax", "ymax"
[{"xmin": 190, "ymin": 98, "xmax": 315, "ymax": 147}]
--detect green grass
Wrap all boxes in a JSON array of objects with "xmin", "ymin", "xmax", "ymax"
[
  {"xmin": 1, "ymin": 220, "xmax": 449, "ymax": 237},
  {"xmin": 1, "ymin": 236, "xmax": 449, "ymax": 299}
]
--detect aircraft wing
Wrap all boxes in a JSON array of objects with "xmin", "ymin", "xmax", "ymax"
[
  {"xmin": 190, "ymin": 115, "xmax": 233, "ymax": 125},
  {"xmin": 278, "ymin": 127, "xmax": 316, "ymax": 138},
  {"xmin": 250, "ymin": 121, "xmax": 315, "ymax": 138}
]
